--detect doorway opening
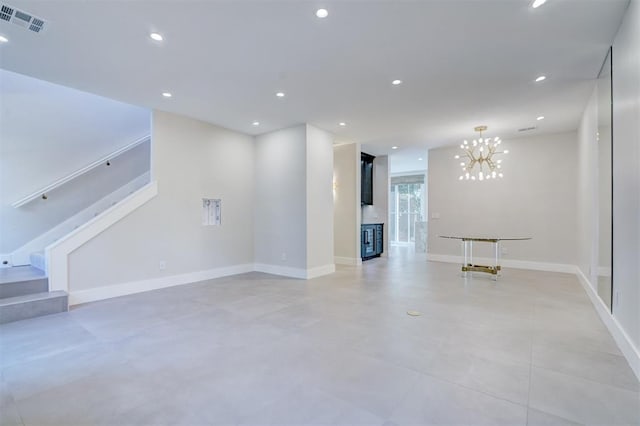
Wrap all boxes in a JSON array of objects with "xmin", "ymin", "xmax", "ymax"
[{"xmin": 389, "ymin": 175, "xmax": 426, "ymax": 246}]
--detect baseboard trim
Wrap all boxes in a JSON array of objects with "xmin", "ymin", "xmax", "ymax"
[
  {"xmin": 575, "ymin": 268, "xmax": 640, "ymax": 381},
  {"xmin": 306, "ymin": 264, "xmax": 336, "ymax": 279},
  {"xmin": 69, "ymin": 263, "xmax": 254, "ymax": 305},
  {"xmin": 426, "ymin": 253, "xmax": 577, "ymax": 274},
  {"xmin": 71, "ymin": 261, "xmax": 337, "ymax": 305},
  {"xmin": 334, "ymin": 256, "xmax": 362, "ymax": 266},
  {"xmin": 253, "ymin": 263, "xmax": 336, "ymax": 279},
  {"xmin": 253, "ymin": 263, "xmax": 307, "ymax": 279}
]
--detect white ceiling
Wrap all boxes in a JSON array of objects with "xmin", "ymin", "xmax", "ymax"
[{"xmin": 0, "ymin": 0, "xmax": 629, "ymax": 165}]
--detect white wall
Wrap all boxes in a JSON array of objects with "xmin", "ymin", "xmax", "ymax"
[
  {"xmin": 306, "ymin": 124, "xmax": 335, "ymax": 270},
  {"xmin": 333, "ymin": 143, "xmax": 361, "ymax": 264},
  {"xmin": 362, "ymin": 155, "xmax": 389, "ymax": 256},
  {"xmin": 611, "ymin": 0, "xmax": 640, "ymax": 350},
  {"xmin": 0, "ymin": 69, "xmax": 150, "ymax": 253},
  {"xmin": 428, "ymin": 131, "xmax": 578, "ymax": 266},
  {"xmin": 254, "ymin": 125, "xmax": 307, "ymax": 270},
  {"xmin": 577, "ymin": 87, "xmax": 599, "ymax": 286},
  {"xmin": 68, "ymin": 111, "xmax": 254, "ymax": 291}
]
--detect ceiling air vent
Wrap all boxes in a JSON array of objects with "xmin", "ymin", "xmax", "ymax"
[
  {"xmin": 0, "ymin": 4, "xmax": 47, "ymax": 33},
  {"xmin": 0, "ymin": 5, "xmax": 13, "ymax": 21},
  {"xmin": 518, "ymin": 126, "xmax": 537, "ymax": 132}
]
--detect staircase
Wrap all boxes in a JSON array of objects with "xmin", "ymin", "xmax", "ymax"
[{"xmin": 0, "ymin": 266, "xmax": 68, "ymax": 324}]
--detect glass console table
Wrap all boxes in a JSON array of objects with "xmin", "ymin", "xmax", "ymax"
[{"xmin": 439, "ymin": 236, "xmax": 531, "ymax": 280}]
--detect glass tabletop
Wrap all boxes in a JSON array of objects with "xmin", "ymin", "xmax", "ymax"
[{"xmin": 439, "ymin": 236, "xmax": 532, "ymax": 242}]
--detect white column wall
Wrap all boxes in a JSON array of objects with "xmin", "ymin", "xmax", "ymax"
[
  {"xmin": 306, "ymin": 124, "xmax": 335, "ymax": 272},
  {"xmin": 333, "ymin": 143, "xmax": 361, "ymax": 264},
  {"xmin": 254, "ymin": 124, "xmax": 335, "ymax": 278},
  {"xmin": 254, "ymin": 125, "xmax": 308, "ymax": 271}
]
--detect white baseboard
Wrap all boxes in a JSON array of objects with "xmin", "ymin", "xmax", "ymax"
[
  {"xmin": 71, "ymin": 261, "xmax": 337, "ymax": 305},
  {"xmin": 253, "ymin": 263, "xmax": 336, "ymax": 279},
  {"xmin": 426, "ymin": 253, "xmax": 577, "ymax": 274},
  {"xmin": 429, "ymin": 252, "xmax": 640, "ymax": 381},
  {"xmin": 334, "ymin": 256, "xmax": 362, "ymax": 266},
  {"xmin": 306, "ymin": 264, "xmax": 336, "ymax": 279},
  {"xmin": 253, "ymin": 263, "xmax": 308, "ymax": 279},
  {"xmin": 70, "ymin": 263, "xmax": 254, "ymax": 305},
  {"xmin": 575, "ymin": 268, "xmax": 640, "ymax": 381}
]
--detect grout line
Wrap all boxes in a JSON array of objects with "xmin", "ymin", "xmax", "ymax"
[{"xmin": 531, "ymin": 364, "xmax": 640, "ymax": 394}]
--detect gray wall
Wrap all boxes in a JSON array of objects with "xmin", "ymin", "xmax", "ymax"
[
  {"xmin": 577, "ymin": 88, "xmax": 599, "ymax": 285},
  {"xmin": 2, "ymin": 142, "xmax": 150, "ymax": 253},
  {"xmin": 612, "ymin": 0, "xmax": 640, "ymax": 350},
  {"xmin": 428, "ymin": 131, "xmax": 578, "ymax": 265},
  {"xmin": 68, "ymin": 111, "xmax": 255, "ymax": 291},
  {"xmin": 0, "ymin": 69, "xmax": 150, "ymax": 253}
]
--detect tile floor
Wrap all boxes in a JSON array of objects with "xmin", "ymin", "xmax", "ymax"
[{"xmin": 0, "ymin": 250, "xmax": 638, "ymax": 425}]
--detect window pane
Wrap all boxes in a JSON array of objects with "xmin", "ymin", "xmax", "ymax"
[{"xmin": 398, "ymin": 184, "xmax": 409, "ymax": 242}]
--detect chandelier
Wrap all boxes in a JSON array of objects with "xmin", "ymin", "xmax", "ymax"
[{"xmin": 456, "ymin": 125, "xmax": 508, "ymax": 181}]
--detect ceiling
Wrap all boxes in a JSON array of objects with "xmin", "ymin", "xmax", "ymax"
[{"xmin": 0, "ymin": 0, "xmax": 629, "ymax": 164}]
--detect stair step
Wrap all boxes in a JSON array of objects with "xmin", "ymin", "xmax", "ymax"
[
  {"xmin": 0, "ymin": 291, "xmax": 68, "ymax": 324},
  {"xmin": 0, "ymin": 266, "xmax": 46, "ymax": 284},
  {"xmin": 0, "ymin": 277, "xmax": 48, "ymax": 298}
]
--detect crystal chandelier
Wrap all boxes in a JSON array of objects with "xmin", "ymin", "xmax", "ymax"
[{"xmin": 456, "ymin": 125, "xmax": 508, "ymax": 181}]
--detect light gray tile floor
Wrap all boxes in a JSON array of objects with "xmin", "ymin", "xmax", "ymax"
[{"xmin": 0, "ymin": 249, "xmax": 638, "ymax": 425}]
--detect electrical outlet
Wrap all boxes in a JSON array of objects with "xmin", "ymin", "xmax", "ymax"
[
  {"xmin": 281, "ymin": 253, "xmax": 287, "ymax": 261},
  {"xmin": 159, "ymin": 260, "xmax": 166, "ymax": 271}
]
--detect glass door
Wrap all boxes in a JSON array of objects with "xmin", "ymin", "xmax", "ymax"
[{"xmin": 390, "ymin": 176, "xmax": 425, "ymax": 244}]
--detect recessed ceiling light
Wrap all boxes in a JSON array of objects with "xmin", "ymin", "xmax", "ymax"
[
  {"xmin": 418, "ymin": 157, "xmax": 423, "ymax": 161},
  {"xmin": 252, "ymin": 121, "xmax": 260, "ymax": 126},
  {"xmin": 150, "ymin": 33, "xmax": 163, "ymax": 41},
  {"xmin": 392, "ymin": 79, "xmax": 403, "ymax": 85},
  {"xmin": 392, "ymin": 146, "xmax": 398, "ymax": 150},
  {"xmin": 535, "ymin": 75, "xmax": 547, "ymax": 82},
  {"xmin": 276, "ymin": 92, "xmax": 285, "ymax": 98},
  {"xmin": 339, "ymin": 122, "xmax": 346, "ymax": 126},
  {"xmin": 532, "ymin": 0, "xmax": 548, "ymax": 8},
  {"xmin": 316, "ymin": 8, "xmax": 328, "ymax": 18},
  {"xmin": 162, "ymin": 92, "xmax": 172, "ymax": 98},
  {"xmin": 537, "ymin": 116, "xmax": 545, "ymax": 121},
  {"xmin": 0, "ymin": 35, "xmax": 8, "ymax": 43}
]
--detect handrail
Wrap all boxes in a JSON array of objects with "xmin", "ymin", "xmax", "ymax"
[{"xmin": 11, "ymin": 135, "xmax": 151, "ymax": 208}]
